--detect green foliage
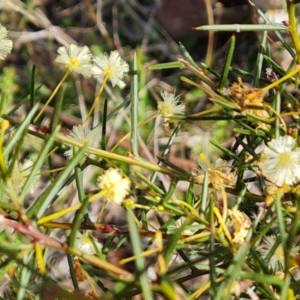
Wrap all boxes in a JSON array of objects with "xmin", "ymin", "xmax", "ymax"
[{"xmin": 0, "ymin": 67, "xmax": 17, "ymax": 113}]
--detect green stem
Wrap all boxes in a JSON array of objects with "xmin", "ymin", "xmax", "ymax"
[
  {"xmin": 55, "ymin": 133, "xmax": 173, "ymax": 174},
  {"xmin": 130, "ymin": 51, "xmax": 139, "ymax": 156},
  {"xmin": 286, "ymin": 0, "xmax": 300, "ymax": 64},
  {"xmin": 37, "ymin": 191, "xmax": 105, "ymax": 225},
  {"xmin": 274, "ymin": 91, "xmax": 281, "ymax": 139},
  {"xmin": 260, "ymin": 65, "xmax": 300, "ymax": 93}
]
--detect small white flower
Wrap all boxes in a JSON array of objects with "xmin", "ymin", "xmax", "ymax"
[
  {"xmin": 92, "ymin": 50, "xmax": 129, "ymax": 89},
  {"xmin": 55, "ymin": 44, "xmax": 92, "ymax": 77},
  {"xmin": 157, "ymin": 90, "xmax": 185, "ymax": 118},
  {"xmin": 260, "ymin": 135, "xmax": 300, "ymax": 186},
  {"xmin": 228, "ymin": 208, "xmax": 251, "ymax": 245},
  {"xmin": 64, "ymin": 125, "xmax": 100, "ymax": 160},
  {"xmin": 257, "ymin": 235, "xmax": 300, "ymax": 272},
  {"xmin": 75, "ymin": 231, "xmax": 103, "ymax": 255},
  {"xmin": 97, "ymin": 168, "xmax": 131, "ymax": 205},
  {"xmin": 9, "ymin": 159, "xmax": 39, "ymax": 194},
  {"xmin": 0, "ymin": 24, "xmax": 13, "ymax": 60}
]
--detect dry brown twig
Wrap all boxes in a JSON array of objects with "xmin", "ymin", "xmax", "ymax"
[{"xmin": 0, "ymin": 0, "xmax": 76, "ymax": 47}]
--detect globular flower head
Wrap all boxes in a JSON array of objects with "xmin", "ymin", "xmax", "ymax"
[
  {"xmin": 55, "ymin": 44, "xmax": 92, "ymax": 77},
  {"xmin": 259, "ymin": 135, "xmax": 300, "ymax": 186},
  {"xmin": 75, "ymin": 231, "xmax": 103, "ymax": 255},
  {"xmin": 64, "ymin": 125, "xmax": 100, "ymax": 160},
  {"xmin": 194, "ymin": 154, "xmax": 236, "ymax": 189},
  {"xmin": 228, "ymin": 77, "xmax": 265, "ymax": 110},
  {"xmin": 92, "ymin": 50, "xmax": 129, "ymax": 89},
  {"xmin": 97, "ymin": 168, "xmax": 131, "ymax": 205},
  {"xmin": 0, "ymin": 24, "xmax": 13, "ymax": 60},
  {"xmin": 257, "ymin": 235, "xmax": 300, "ymax": 272},
  {"xmin": 158, "ymin": 90, "xmax": 185, "ymax": 118},
  {"xmin": 228, "ymin": 78, "xmax": 269, "ymax": 129},
  {"xmin": 228, "ymin": 208, "xmax": 251, "ymax": 245},
  {"xmin": 9, "ymin": 159, "xmax": 39, "ymax": 195}
]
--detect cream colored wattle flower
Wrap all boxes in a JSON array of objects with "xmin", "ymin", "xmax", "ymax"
[
  {"xmin": 158, "ymin": 90, "xmax": 185, "ymax": 118},
  {"xmin": 55, "ymin": 44, "xmax": 92, "ymax": 77},
  {"xmin": 64, "ymin": 125, "xmax": 100, "ymax": 160},
  {"xmin": 92, "ymin": 50, "xmax": 129, "ymax": 89},
  {"xmin": 0, "ymin": 24, "xmax": 13, "ymax": 60},
  {"xmin": 228, "ymin": 208, "xmax": 251, "ymax": 245},
  {"xmin": 259, "ymin": 135, "xmax": 300, "ymax": 186},
  {"xmin": 75, "ymin": 231, "xmax": 103, "ymax": 255},
  {"xmin": 257, "ymin": 235, "xmax": 300, "ymax": 271},
  {"xmin": 194, "ymin": 155, "xmax": 236, "ymax": 189},
  {"xmin": 97, "ymin": 168, "xmax": 131, "ymax": 205},
  {"xmin": 9, "ymin": 159, "xmax": 39, "ymax": 195}
]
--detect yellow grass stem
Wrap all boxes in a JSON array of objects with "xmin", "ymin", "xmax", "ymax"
[
  {"xmin": 190, "ymin": 276, "xmax": 225, "ymax": 299},
  {"xmin": 35, "ymin": 244, "xmax": 46, "ymax": 275},
  {"xmin": 38, "ymin": 191, "xmax": 105, "ymax": 225},
  {"xmin": 83, "ymin": 76, "xmax": 108, "ymax": 125},
  {"xmin": 213, "ymin": 206, "xmax": 233, "ymax": 245},
  {"xmin": 34, "ymin": 69, "xmax": 71, "ymax": 123}
]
